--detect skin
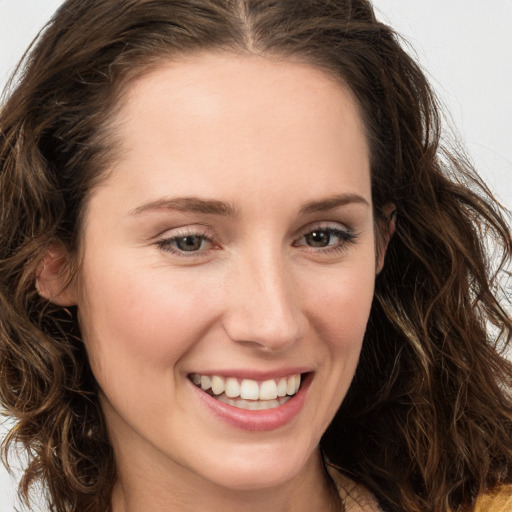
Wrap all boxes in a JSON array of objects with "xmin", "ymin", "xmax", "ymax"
[{"xmin": 39, "ymin": 52, "xmax": 390, "ymax": 511}]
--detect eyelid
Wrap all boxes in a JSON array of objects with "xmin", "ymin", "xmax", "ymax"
[
  {"xmin": 152, "ymin": 222, "xmax": 213, "ymax": 238},
  {"xmin": 294, "ymin": 221, "xmax": 354, "ymax": 240},
  {"xmin": 293, "ymin": 222, "xmax": 358, "ymax": 251},
  {"xmin": 153, "ymin": 221, "xmax": 357, "ymax": 258},
  {"xmin": 155, "ymin": 225, "xmax": 218, "ymax": 256}
]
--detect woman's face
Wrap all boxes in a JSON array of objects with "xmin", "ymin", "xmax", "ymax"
[{"xmin": 73, "ymin": 53, "xmax": 382, "ymax": 492}]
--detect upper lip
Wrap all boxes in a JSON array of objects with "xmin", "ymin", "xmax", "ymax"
[{"xmin": 187, "ymin": 367, "xmax": 313, "ymax": 381}]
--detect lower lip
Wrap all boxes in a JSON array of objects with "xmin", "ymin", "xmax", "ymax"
[{"xmin": 190, "ymin": 374, "xmax": 311, "ymax": 432}]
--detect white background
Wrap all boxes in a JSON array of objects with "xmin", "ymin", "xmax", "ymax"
[{"xmin": 1, "ymin": 1, "xmax": 511, "ymax": 510}]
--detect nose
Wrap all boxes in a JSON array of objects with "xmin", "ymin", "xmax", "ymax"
[{"xmin": 222, "ymin": 251, "xmax": 305, "ymax": 352}]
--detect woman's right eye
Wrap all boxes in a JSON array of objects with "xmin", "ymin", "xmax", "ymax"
[{"xmin": 156, "ymin": 233, "xmax": 213, "ymax": 255}]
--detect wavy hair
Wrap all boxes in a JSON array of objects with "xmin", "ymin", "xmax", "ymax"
[{"xmin": 1, "ymin": 1, "xmax": 511, "ymax": 511}]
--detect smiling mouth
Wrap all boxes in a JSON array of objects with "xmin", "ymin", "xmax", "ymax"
[{"xmin": 189, "ymin": 373, "xmax": 302, "ymax": 411}]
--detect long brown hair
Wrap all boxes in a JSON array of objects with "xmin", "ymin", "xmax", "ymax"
[{"xmin": 1, "ymin": 1, "xmax": 511, "ymax": 511}]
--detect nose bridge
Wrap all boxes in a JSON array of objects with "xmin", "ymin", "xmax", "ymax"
[{"xmin": 223, "ymin": 245, "xmax": 303, "ymax": 351}]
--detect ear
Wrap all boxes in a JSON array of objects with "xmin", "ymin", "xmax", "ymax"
[
  {"xmin": 36, "ymin": 242, "xmax": 78, "ymax": 306},
  {"xmin": 376, "ymin": 203, "xmax": 396, "ymax": 274}
]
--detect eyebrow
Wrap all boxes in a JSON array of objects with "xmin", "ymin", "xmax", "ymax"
[
  {"xmin": 130, "ymin": 196, "xmax": 238, "ymax": 216},
  {"xmin": 130, "ymin": 192, "xmax": 369, "ymax": 217},
  {"xmin": 299, "ymin": 193, "xmax": 370, "ymax": 214}
]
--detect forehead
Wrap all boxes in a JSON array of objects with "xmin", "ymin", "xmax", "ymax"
[
  {"xmin": 117, "ymin": 52, "xmax": 367, "ymax": 138},
  {"xmin": 97, "ymin": 52, "xmax": 371, "ymax": 212}
]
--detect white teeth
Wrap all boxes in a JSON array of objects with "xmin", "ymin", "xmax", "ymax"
[
  {"xmin": 259, "ymin": 380, "xmax": 278, "ymax": 400},
  {"xmin": 217, "ymin": 395, "xmax": 291, "ymax": 410},
  {"xmin": 285, "ymin": 374, "xmax": 301, "ymax": 395},
  {"xmin": 294, "ymin": 374, "xmax": 301, "ymax": 393},
  {"xmin": 286, "ymin": 376, "xmax": 296, "ymax": 395},
  {"xmin": 211, "ymin": 375, "xmax": 225, "ymax": 396},
  {"xmin": 200, "ymin": 375, "xmax": 211, "ymax": 391},
  {"xmin": 240, "ymin": 379, "xmax": 259, "ymax": 400},
  {"xmin": 277, "ymin": 377, "xmax": 287, "ymax": 397},
  {"xmin": 191, "ymin": 373, "xmax": 303, "ymax": 405},
  {"xmin": 225, "ymin": 377, "xmax": 240, "ymax": 398}
]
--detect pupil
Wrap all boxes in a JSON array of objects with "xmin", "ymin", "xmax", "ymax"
[
  {"xmin": 177, "ymin": 236, "xmax": 202, "ymax": 251},
  {"xmin": 307, "ymin": 230, "xmax": 330, "ymax": 247}
]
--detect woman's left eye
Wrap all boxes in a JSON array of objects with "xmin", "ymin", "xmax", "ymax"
[
  {"xmin": 156, "ymin": 233, "xmax": 212, "ymax": 255},
  {"xmin": 155, "ymin": 225, "xmax": 355, "ymax": 257},
  {"xmin": 294, "ymin": 226, "xmax": 356, "ymax": 251}
]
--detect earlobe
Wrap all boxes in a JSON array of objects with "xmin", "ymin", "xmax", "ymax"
[
  {"xmin": 36, "ymin": 243, "xmax": 77, "ymax": 306},
  {"xmin": 376, "ymin": 204, "xmax": 396, "ymax": 274}
]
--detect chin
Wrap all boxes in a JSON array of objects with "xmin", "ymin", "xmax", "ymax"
[{"xmin": 193, "ymin": 441, "xmax": 316, "ymax": 492}]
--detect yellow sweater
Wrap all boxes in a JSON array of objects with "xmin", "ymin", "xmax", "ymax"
[
  {"xmin": 328, "ymin": 465, "xmax": 512, "ymax": 511},
  {"xmin": 474, "ymin": 485, "xmax": 512, "ymax": 512}
]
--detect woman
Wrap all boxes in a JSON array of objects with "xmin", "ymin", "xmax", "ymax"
[{"xmin": 1, "ymin": 1, "xmax": 511, "ymax": 511}]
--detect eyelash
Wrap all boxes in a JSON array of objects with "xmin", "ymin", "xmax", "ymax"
[
  {"xmin": 155, "ymin": 228, "xmax": 214, "ymax": 256},
  {"xmin": 155, "ymin": 224, "xmax": 357, "ymax": 257},
  {"xmin": 293, "ymin": 225, "xmax": 357, "ymax": 254}
]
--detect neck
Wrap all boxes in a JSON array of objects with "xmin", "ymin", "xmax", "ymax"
[{"xmin": 111, "ymin": 449, "xmax": 342, "ymax": 512}]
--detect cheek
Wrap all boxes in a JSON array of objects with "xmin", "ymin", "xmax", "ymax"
[
  {"xmin": 77, "ymin": 257, "xmax": 218, "ymax": 382},
  {"xmin": 296, "ymin": 257, "xmax": 376, "ymax": 429},
  {"xmin": 306, "ymin": 258, "xmax": 376, "ymax": 351}
]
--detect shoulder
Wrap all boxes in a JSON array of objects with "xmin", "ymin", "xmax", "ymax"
[
  {"xmin": 327, "ymin": 465, "xmax": 512, "ymax": 512},
  {"xmin": 327, "ymin": 464, "xmax": 382, "ymax": 512},
  {"xmin": 474, "ymin": 485, "xmax": 512, "ymax": 512}
]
